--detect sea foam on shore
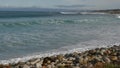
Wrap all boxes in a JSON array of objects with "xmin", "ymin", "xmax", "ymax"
[{"xmin": 0, "ymin": 45, "xmax": 120, "ymax": 68}]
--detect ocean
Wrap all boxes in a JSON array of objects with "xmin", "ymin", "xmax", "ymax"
[{"xmin": 0, "ymin": 11, "xmax": 120, "ymax": 64}]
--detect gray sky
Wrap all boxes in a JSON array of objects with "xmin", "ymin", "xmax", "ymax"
[{"xmin": 0, "ymin": 0, "xmax": 120, "ymax": 10}]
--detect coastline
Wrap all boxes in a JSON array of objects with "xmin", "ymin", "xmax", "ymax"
[{"xmin": 0, "ymin": 45, "xmax": 120, "ymax": 68}]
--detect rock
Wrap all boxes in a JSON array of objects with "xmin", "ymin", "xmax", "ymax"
[
  {"xmin": 47, "ymin": 60, "xmax": 51, "ymax": 64},
  {"xmin": 73, "ymin": 57, "xmax": 79, "ymax": 65},
  {"xmin": 47, "ymin": 64, "xmax": 52, "ymax": 68},
  {"xmin": 23, "ymin": 64, "xmax": 30, "ymax": 68},
  {"xmin": 42, "ymin": 65, "xmax": 47, "ymax": 68},
  {"xmin": 57, "ymin": 63, "xmax": 65, "ymax": 67},
  {"xmin": 79, "ymin": 57, "xmax": 84, "ymax": 64},
  {"xmin": 6, "ymin": 45, "xmax": 120, "ymax": 68},
  {"xmin": 86, "ymin": 63, "xmax": 93, "ymax": 68},
  {"xmin": 110, "ymin": 56, "xmax": 118, "ymax": 61},
  {"xmin": 57, "ymin": 54, "xmax": 64, "ymax": 62},
  {"xmin": 104, "ymin": 50, "xmax": 111, "ymax": 56},
  {"xmin": 36, "ymin": 62, "xmax": 42, "ymax": 68},
  {"xmin": 51, "ymin": 62, "xmax": 55, "ymax": 68},
  {"xmin": 89, "ymin": 50, "xmax": 96, "ymax": 55},
  {"xmin": 103, "ymin": 57, "xmax": 111, "ymax": 63},
  {"xmin": 68, "ymin": 57, "xmax": 75, "ymax": 61},
  {"xmin": 94, "ymin": 62, "xmax": 104, "ymax": 68},
  {"xmin": 90, "ymin": 58, "xmax": 99, "ymax": 65},
  {"xmin": 26, "ymin": 62, "xmax": 31, "ymax": 65},
  {"xmin": 73, "ymin": 52, "xmax": 79, "ymax": 57},
  {"xmin": 73, "ymin": 66, "xmax": 80, "ymax": 68},
  {"xmin": 55, "ymin": 59, "xmax": 59, "ymax": 63},
  {"xmin": 83, "ymin": 56, "xmax": 89, "ymax": 64},
  {"xmin": 94, "ymin": 56, "xmax": 102, "ymax": 62},
  {"xmin": 31, "ymin": 59, "xmax": 41, "ymax": 65},
  {"xmin": 65, "ymin": 64, "xmax": 73, "ymax": 68},
  {"xmin": 43, "ymin": 57, "xmax": 52, "ymax": 65},
  {"xmin": 0, "ymin": 64, "xmax": 11, "ymax": 68}
]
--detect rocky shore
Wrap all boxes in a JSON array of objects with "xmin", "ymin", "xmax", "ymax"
[{"xmin": 0, "ymin": 45, "xmax": 120, "ymax": 68}]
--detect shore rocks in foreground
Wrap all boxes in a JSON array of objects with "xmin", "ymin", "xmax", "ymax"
[{"xmin": 1, "ymin": 45, "xmax": 120, "ymax": 68}]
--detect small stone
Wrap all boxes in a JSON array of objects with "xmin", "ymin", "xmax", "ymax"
[
  {"xmin": 73, "ymin": 52, "xmax": 79, "ymax": 57},
  {"xmin": 47, "ymin": 60, "xmax": 51, "ymax": 64},
  {"xmin": 94, "ymin": 62, "xmax": 104, "ymax": 68},
  {"xmin": 51, "ymin": 62, "xmax": 55, "ymax": 68},
  {"xmin": 23, "ymin": 64, "xmax": 30, "ymax": 68},
  {"xmin": 103, "ymin": 57, "xmax": 111, "ymax": 63},
  {"xmin": 79, "ymin": 57, "xmax": 84, "ymax": 64},
  {"xmin": 110, "ymin": 56, "xmax": 118, "ymax": 61},
  {"xmin": 31, "ymin": 59, "xmax": 40, "ymax": 65},
  {"xmin": 68, "ymin": 57, "xmax": 75, "ymax": 61},
  {"xmin": 57, "ymin": 54, "xmax": 64, "ymax": 61},
  {"xmin": 57, "ymin": 63, "xmax": 65, "ymax": 67},
  {"xmin": 36, "ymin": 62, "xmax": 42, "ymax": 68},
  {"xmin": 87, "ymin": 63, "xmax": 93, "ymax": 68},
  {"xmin": 42, "ymin": 65, "xmax": 47, "ymax": 68},
  {"xmin": 0, "ymin": 64, "xmax": 11, "ymax": 68},
  {"xmin": 43, "ymin": 57, "xmax": 52, "ymax": 65},
  {"xmin": 47, "ymin": 64, "xmax": 52, "ymax": 68},
  {"xmin": 26, "ymin": 62, "xmax": 31, "ymax": 65}
]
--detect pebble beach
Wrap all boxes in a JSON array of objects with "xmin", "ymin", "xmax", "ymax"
[{"xmin": 0, "ymin": 45, "xmax": 120, "ymax": 68}]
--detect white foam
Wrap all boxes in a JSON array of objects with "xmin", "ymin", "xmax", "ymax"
[
  {"xmin": 60, "ymin": 12, "xmax": 80, "ymax": 15},
  {"xmin": 117, "ymin": 15, "xmax": 120, "ymax": 18}
]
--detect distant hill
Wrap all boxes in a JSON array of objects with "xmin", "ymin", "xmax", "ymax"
[{"xmin": 93, "ymin": 9, "xmax": 120, "ymax": 14}]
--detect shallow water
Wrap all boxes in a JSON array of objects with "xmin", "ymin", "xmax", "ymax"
[{"xmin": 0, "ymin": 12, "xmax": 120, "ymax": 63}]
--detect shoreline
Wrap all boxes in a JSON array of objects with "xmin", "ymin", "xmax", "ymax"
[{"xmin": 0, "ymin": 45, "xmax": 120, "ymax": 68}]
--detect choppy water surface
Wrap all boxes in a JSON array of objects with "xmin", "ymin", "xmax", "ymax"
[{"xmin": 0, "ymin": 12, "xmax": 120, "ymax": 63}]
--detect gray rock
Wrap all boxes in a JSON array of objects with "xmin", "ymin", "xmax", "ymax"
[
  {"xmin": 47, "ymin": 64, "xmax": 52, "ymax": 68},
  {"xmin": 30, "ymin": 59, "xmax": 40, "ymax": 65},
  {"xmin": 23, "ymin": 64, "xmax": 30, "ymax": 68},
  {"xmin": 36, "ymin": 62, "xmax": 42, "ymax": 68},
  {"xmin": 51, "ymin": 62, "xmax": 55, "ymax": 68}
]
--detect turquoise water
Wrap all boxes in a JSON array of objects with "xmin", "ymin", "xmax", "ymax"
[{"xmin": 0, "ymin": 12, "xmax": 120, "ymax": 62}]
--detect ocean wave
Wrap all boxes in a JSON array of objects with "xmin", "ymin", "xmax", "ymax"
[{"xmin": 0, "ymin": 18, "xmax": 103, "ymax": 27}]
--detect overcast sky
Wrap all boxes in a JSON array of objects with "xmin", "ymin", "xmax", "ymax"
[{"xmin": 0, "ymin": 0, "xmax": 120, "ymax": 10}]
